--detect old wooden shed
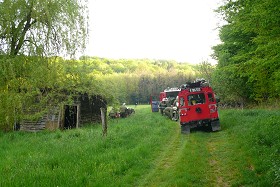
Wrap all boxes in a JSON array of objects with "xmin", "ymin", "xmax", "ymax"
[{"xmin": 20, "ymin": 94, "xmax": 107, "ymax": 132}]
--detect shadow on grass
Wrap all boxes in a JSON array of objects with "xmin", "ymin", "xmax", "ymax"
[{"xmin": 189, "ymin": 126, "xmax": 222, "ymax": 133}]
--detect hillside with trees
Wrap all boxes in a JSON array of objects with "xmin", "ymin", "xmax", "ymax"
[
  {"xmin": 0, "ymin": 53, "xmax": 201, "ymax": 130},
  {"xmin": 1, "ymin": 0, "xmax": 280, "ymax": 131}
]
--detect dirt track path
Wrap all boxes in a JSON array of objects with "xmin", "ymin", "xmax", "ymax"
[{"xmin": 139, "ymin": 125, "xmax": 245, "ymax": 186}]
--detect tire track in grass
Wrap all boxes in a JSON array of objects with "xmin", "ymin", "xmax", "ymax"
[
  {"xmin": 136, "ymin": 107, "xmax": 258, "ymax": 186},
  {"xmin": 206, "ymin": 132, "xmax": 232, "ymax": 187},
  {"xmin": 138, "ymin": 123, "xmax": 185, "ymax": 186},
  {"xmin": 139, "ymin": 126, "xmax": 212, "ymax": 186},
  {"xmin": 138, "ymin": 126, "xmax": 245, "ymax": 186},
  {"xmin": 205, "ymin": 130, "xmax": 246, "ymax": 187}
]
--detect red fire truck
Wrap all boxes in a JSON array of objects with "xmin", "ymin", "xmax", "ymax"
[{"xmin": 178, "ymin": 80, "xmax": 220, "ymax": 133}]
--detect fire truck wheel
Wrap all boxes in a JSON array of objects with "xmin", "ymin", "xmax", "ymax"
[
  {"xmin": 211, "ymin": 120, "xmax": 221, "ymax": 131},
  {"xmin": 181, "ymin": 124, "xmax": 190, "ymax": 134}
]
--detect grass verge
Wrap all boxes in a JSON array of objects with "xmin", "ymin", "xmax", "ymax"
[
  {"xmin": 0, "ymin": 106, "xmax": 280, "ymax": 186},
  {"xmin": 0, "ymin": 105, "xmax": 177, "ymax": 187}
]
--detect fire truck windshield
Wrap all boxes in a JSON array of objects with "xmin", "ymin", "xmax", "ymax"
[
  {"xmin": 188, "ymin": 93, "xmax": 205, "ymax": 105},
  {"xmin": 166, "ymin": 91, "xmax": 180, "ymax": 98}
]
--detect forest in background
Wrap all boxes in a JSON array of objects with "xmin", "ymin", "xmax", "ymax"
[
  {"xmin": 0, "ymin": 55, "xmax": 204, "ymax": 130},
  {"xmin": 1, "ymin": 0, "xmax": 280, "ymax": 130},
  {"xmin": 212, "ymin": 0, "xmax": 280, "ymax": 105}
]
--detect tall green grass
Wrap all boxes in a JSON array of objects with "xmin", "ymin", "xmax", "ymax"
[
  {"xmin": 221, "ymin": 109, "xmax": 280, "ymax": 186},
  {"xmin": 1, "ymin": 106, "xmax": 280, "ymax": 186},
  {"xmin": 0, "ymin": 105, "xmax": 178, "ymax": 186},
  {"xmin": 138, "ymin": 108, "xmax": 280, "ymax": 186}
]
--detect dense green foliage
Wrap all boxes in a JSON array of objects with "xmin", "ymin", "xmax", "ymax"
[
  {"xmin": 1, "ymin": 105, "xmax": 279, "ymax": 186},
  {"xmin": 0, "ymin": 55, "xmax": 67, "ymax": 130},
  {"xmin": 0, "ymin": 54, "xmax": 199, "ymax": 130},
  {"xmin": 212, "ymin": 0, "xmax": 280, "ymax": 104},
  {"xmin": 0, "ymin": 0, "xmax": 89, "ymax": 130},
  {"xmin": 0, "ymin": 0, "xmax": 88, "ymax": 56},
  {"xmin": 78, "ymin": 57, "xmax": 198, "ymax": 104}
]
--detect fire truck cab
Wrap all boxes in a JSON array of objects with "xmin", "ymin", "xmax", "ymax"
[{"xmin": 178, "ymin": 80, "xmax": 221, "ymax": 133}]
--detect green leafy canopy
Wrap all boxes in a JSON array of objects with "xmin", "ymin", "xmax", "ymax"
[{"xmin": 0, "ymin": 0, "xmax": 88, "ymax": 57}]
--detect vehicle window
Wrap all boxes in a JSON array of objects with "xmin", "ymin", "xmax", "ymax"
[
  {"xmin": 188, "ymin": 93, "xmax": 205, "ymax": 106},
  {"xmin": 166, "ymin": 91, "xmax": 180, "ymax": 98},
  {"xmin": 208, "ymin": 93, "xmax": 214, "ymax": 102},
  {"xmin": 179, "ymin": 97, "xmax": 185, "ymax": 107}
]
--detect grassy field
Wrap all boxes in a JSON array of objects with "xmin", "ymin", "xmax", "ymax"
[
  {"xmin": 0, "ymin": 105, "xmax": 280, "ymax": 186},
  {"xmin": 140, "ymin": 108, "xmax": 280, "ymax": 186},
  {"xmin": 0, "ymin": 105, "xmax": 178, "ymax": 186}
]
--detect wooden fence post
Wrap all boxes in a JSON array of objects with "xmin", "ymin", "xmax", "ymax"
[{"xmin": 100, "ymin": 107, "xmax": 107, "ymax": 136}]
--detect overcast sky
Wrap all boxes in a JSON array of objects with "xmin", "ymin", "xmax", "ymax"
[{"xmin": 85, "ymin": 0, "xmax": 223, "ymax": 64}]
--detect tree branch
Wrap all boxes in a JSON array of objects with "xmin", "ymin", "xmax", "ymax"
[{"xmin": 11, "ymin": 9, "xmax": 37, "ymax": 56}]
